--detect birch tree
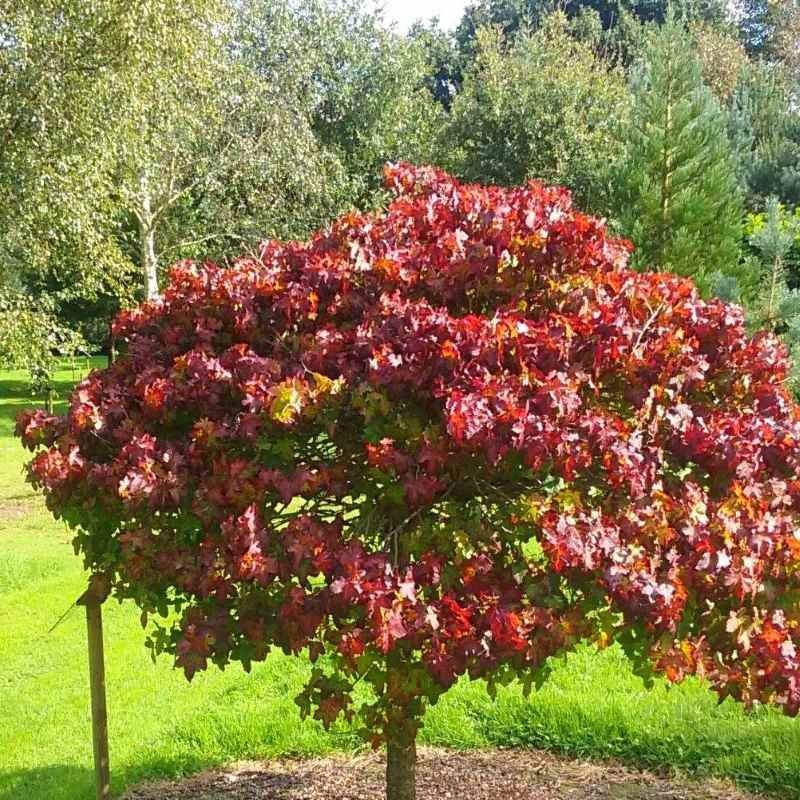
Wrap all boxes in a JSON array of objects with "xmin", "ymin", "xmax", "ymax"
[
  {"xmin": 0, "ymin": 0, "xmax": 136, "ymax": 303},
  {"xmin": 1, "ymin": 0, "xmax": 350, "ymax": 304}
]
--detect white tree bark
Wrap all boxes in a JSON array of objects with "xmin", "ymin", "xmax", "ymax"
[{"xmin": 138, "ymin": 171, "xmax": 159, "ymax": 300}]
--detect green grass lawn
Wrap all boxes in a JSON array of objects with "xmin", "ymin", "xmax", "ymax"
[{"xmin": 2, "ymin": 360, "xmax": 800, "ymax": 799}]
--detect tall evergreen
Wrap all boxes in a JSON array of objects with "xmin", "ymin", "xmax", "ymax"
[
  {"xmin": 748, "ymin": 198, "xmax": 800, "ymax": 388},
  {"xmin": 609, "ymin": 17, "xmax": 744, "ymax": 289}
]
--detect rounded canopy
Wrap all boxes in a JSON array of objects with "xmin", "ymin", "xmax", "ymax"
[{"xmin": 18, "ymin": 164, "xmax": 800, "ymax": 733}]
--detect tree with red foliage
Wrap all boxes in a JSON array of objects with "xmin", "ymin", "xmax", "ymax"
[{"xmin": 17, "ymin": 164, "xmax": 800, "ymax": 800}]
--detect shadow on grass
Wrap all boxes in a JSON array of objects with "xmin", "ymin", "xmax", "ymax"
[
  {"xmin": 0, "ymin": 754, "xmax": 309, "ymax": 800},
  {"xmin": 0, "ymin": 369, "xmax": 89, "ymax": 403},
  {"xmin": 0, "ymin": 755, "xmax": 215, "ymax": 800},
  {"xmin": 469, "ymin": 695, "xmax": 800, "ymax": 797},
  {"xmin": 0, "ymin": 764, "xmax": 95, "ymax": 800}
]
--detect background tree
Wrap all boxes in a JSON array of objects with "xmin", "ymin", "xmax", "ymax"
[
  {"xmin": 746, "ymin": 203, "xmax": 800, "ymax": 280},
  {"xmin": 108, "ymin": 0, "xmax": 351, "ymax": 299},
  {"xmin": 454, "ymin": 0, "xmax": 533, "ymax": 60},
  {"xmin": 0, "ymin": 286, "xmax": 87, "ymax": 399},
  {"xmin": 690, "ymin": 20, "xmax": 749, "ymax": 101},
  {"xmin": 232, "ymin": 0, "xmax": 443, "ymax": 210},
  {"xmin": 453, "ymin": 0, "xmax": 729, "ymax": 58},
  {"xmin": 407, "ymin": 20, "xmax": 463, "ymax": 109},
  {"xmin": 0, "ymin": 0, "xmax": 141, "ymax": 346},
  {"xmin": 306, "ymin": 1, "xmax": 443, "ymax": 205},
  {"xmin": 771, "ymin": 0, "xmax": 800, "ymax": 84},
  {"xmin": 107, "ymin": 0, "xmax": 231, "ymax": 299},
  {"xmin": 747, "ymin": 198, "xmax": 800, "ymax": 386},
  {"xmin": 609, "ymin": 17, "xmax": 744, "ymax": 288},
  {"xmin": 441, "ymin": 12, "xmax": 630, "ymax": 210},
  {"xmin": 0, "ymin": 0, "xmax": 355, "ymax": 321},
  {"xmin": 728, "ymin": 60, "xmax": 800, "ymax": 208},
  {"xmin": 734, "ymin": 0, "xmax": 800, "ymax": 63}
]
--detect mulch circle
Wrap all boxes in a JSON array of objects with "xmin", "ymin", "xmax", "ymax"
[{"xmin": 122, "ymin": 747, "xmax": 763, "ymax": 800}]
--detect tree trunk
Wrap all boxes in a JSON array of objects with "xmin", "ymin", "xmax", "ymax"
[
  {"xmin": 658, "ymin": 57, "xmax": 674, "ymax": 269},
  {"xmin": 767, "ymin": 255, "xmax": 783, "ymax": 329},
  {"xmin": 141, "ymin": 220, "xmax": 158, "ymax": 301},
  {"xmin": 138, "ymin": 172, "xmax": 159, "ymax": 300},
  {"xmin": 386, "ymin": 718, "xmax": 416, "ymax": 800}
]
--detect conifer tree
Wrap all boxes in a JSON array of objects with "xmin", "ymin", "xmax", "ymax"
[
  {"xmin": 610, "ymin": 17, "xmax": 744, "ymax": 290},
  {"xmin": 729, "ymin": 61, "xmax": 800, "ymax": 208},
  {"xmin": 749, "ymin": 197, "xmax": 800, "ymax": 389}
]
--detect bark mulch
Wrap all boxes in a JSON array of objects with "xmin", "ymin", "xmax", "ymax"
[{"xmin": 122, "ymin": 747, "xmax": 764, "ymax": 800}]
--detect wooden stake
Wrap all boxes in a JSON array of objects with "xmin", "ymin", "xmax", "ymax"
[{"xmin": 78, "ymin": 585, "xmax": 111, "ymax": 800}]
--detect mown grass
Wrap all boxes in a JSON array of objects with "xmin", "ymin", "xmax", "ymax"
[{"xmin": 1, "ymin": 360, "xmax": 799, "ymax": 799}]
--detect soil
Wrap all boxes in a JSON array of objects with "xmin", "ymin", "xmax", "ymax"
[{"xmin": 122, "ymin": 747, "xmax": 765, "ymax": 800}]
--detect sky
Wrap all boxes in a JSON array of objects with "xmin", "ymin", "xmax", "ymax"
[
  {"xmin": 378, "ymin": 0, "xmax": 471, "ymax": 31},
  {"xmin": 377, "ymin": 0, "xmax": 744, "ymax": 34}
]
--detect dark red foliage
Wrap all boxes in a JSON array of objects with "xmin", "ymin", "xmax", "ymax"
[{"xmin": 17, "ymin": 164, "xmax": 800, "ymax": 739}]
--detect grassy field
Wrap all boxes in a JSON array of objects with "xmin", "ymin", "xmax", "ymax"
[{"xmin": 2, "ymin": 361, "xmax": 800, "ymax": 799}]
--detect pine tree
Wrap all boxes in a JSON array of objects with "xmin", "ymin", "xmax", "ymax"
[
  {"xmin": 749, "ymin": 197, "xmax": 800, "ymax": 389},
  {"xmin": 729, "ymin": 61, "xmax": 800, "ymax": 208},
  {"xmin": 610, "ymin": 17, "xmax": 744, "ymax": 290}
]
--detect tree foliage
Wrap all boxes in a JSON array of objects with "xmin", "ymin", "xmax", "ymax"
[
  {"xmin": 729, "ymin": 60, "xmax": 800, "ymax": 209},
  {"xmin": 408, "ymin": 20, "xmax": 463, "ymax": 109},
  {"xmin": 1, "ymin": 0, "xmax": 444, "ymax": 318},
  {"xmin": 441, "ymin": 13, "xmax": 629, "ymax": 210},
  {"xmin": 746, "ymin": 198, "xmax": 800, "ymax": 387},
  {"xmin": 98, "ymin": 0, "xmax": 354, "ymax": 299},
  {"xmin": 453, "ymin": 0, "xmax": 729, "ymax": 58},
  {"xmin": 0, "ymin": 0, "xmax": 140, "ymax": 322},
  {"xmin": 18, "ymin": 164, "xmax": 800, "ymax": 798},
  {"xmin": 235, "ymin": 0, "xmax": 439, "ymax": 212},
  {"xmin": 690, "ymin": 20, "xmax": 749, "ymax": 101},
  {"xmin": 610, "ymin": 18, "xmax": 743, "ymax": 288},
  {"xmin": 296, "ymin": 1, "xmax": 442, "ymax": 205},
  {"xmin": 734, "ymin": 0, "xmax": 800, "ymax": 68},
  {"xmin": 0, "ymin": 287, "xmax": 87, "ymax": 393}
]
